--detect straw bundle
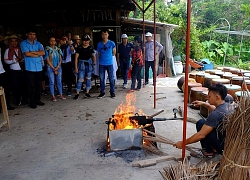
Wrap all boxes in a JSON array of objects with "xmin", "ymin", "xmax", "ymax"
[
  {"xmin": 218, "ymin": 92, "xmax": 250, "ymax": 179},
  {"xmin": 159, "ymin": 157, "xmax": 220, "ymax": 179}
]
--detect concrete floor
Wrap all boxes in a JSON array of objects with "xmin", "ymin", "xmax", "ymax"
[{"xmin": 0, "ymin": 75, "xmax": 220, "ymax": 180}]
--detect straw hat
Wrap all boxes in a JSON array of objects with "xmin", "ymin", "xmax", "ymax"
[
  {"xmin": 72, "ymin": 35, "xmax": 81, "ymax": 40},
  {"xmin": 4, "ymin": 34, "xmax": 21, "ymax": 45}
]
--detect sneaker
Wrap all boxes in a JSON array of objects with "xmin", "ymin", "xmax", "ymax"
[
  {"xmin": 36, "ymin": 101, "xmax": 45, "ymax": 106},
  {"xmin": 110, "ymin": 92, "xmax": 116, "ymax": 98},
  {"xmin": 42, "ymin": 90, "xmax": 48, "ymax": 95},
  {"xmin": 126, "ymin": 90, "xmax": 134, "ymax": 93},
  {"xmin": 15, "ymin": 99, "xmax": 22, "ymax": 106},
  {"xmin": 97, "ymin": 93, "xmax": 105, "ymax": 99},
  {"xmin": 73, "ymin": 94, "xmax": 79, "ymax": 100},
  {"xmin": 85, "ymin": 93, "xmax": 91, "ymax": 98},
  {"xmin": 29, "ymin": 104, "xmax": 37, "ymax": 109},
  {"xmin": 22, "ymin": 99, "xmax": 29, "ymax": 105},
  {"xmin": 67, "ymin": 92, "xmax": 72, "ymax": 96},
  {"xmin": 122, "ymin": 84, "xmax": 128, "ymax": 89}
]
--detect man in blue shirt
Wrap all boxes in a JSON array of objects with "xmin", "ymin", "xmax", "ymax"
[
  {"xmin": 96, "ymin": 29, "xmax": 116, "ymax": 98},
  {"xmin": 20, "ymin": 28, "xmax": 45, "ymax": 109},
  {"xmin": 117, "ymin": 34, "xmax": 134, "ymax": 89}
]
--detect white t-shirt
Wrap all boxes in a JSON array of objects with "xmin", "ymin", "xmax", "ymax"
[{"xmin": 4, "ymin": 48, "xmax": 22, "ymax": 70}]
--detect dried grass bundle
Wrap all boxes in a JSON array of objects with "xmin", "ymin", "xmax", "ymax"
[
  {"xmin": 159, "ymin": 157, "xmax": 220, "ymax": 179},
  {"xmin": 218, "ymin": 92, "xmax": 250, "ymax": 179},
  {"xmin": 143, "ymin": 139, "xmax": 168, "ymax": 156}
]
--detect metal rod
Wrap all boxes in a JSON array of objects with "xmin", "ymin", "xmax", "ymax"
[
  {"xmin": 198, "ymin": 112, "xmax": 206, "ymax": 121},
  {"xmin": 182, "ymin": 0, "xmax": 192, "ymax": 162},
  {"xmin": 153, "ymin": 0, "xmax": 156, "ymax": 109}
]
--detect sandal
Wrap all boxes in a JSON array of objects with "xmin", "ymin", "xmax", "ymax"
[
  {"xmin": 51, "ymin": 97, "xmax": 57, "ymax": 102},
  {"xmin": 190, "ymin": 149, "xmax": 215, "ymax": 158},
  {"xmin": 59, "ymin": 95, "xmax": 66, "ymax": 100}
]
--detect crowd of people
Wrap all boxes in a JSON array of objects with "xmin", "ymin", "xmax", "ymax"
[
  {"xmin": 0, "ymin": 28, "xmax": 235, "ymax": 160},
  {"xmin": 0, "ymin": 28, "xmax": 163, "ymax": 111}
]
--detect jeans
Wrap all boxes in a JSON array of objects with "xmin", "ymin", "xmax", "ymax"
[
  {"xmin": 196, "ymin": 119, "xmax": 224, "ymax": 154},
  {"xmin": 131, "ymin": 65, "xmax": 142, "ymax": 90},
  {"xmin": 120, "ymin": 59, "xmax": 130, "ymax": 85},
  {"xmin": 145, "ymin": 61, "xmax": 155, "ymax": 83},
  {"xmin": 76, "ymin": 60, "xmax": 92, "ymax": 92},
  {"xmin": 47, "ymin": 66, "xmax": 63, "ymax": 95},
  {"xmin": 99, "ymin": 65, "xmax": 115, "ymax": 94}
]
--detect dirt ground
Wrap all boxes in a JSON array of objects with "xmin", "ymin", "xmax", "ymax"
[{"xmin": 0, "ymin": 75, "xmax": 220, "ymax": 180}]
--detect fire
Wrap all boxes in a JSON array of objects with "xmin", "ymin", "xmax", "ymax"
[{"xmin": 109, "ymin": 93, "xmax": 144, "ymax": 130}]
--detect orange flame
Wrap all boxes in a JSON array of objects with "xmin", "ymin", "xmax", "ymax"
[{"xmin": 109, "ymin": 93, "xmax": 144, "ymax": 130}]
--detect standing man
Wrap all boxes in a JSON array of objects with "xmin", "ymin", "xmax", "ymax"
[
  {"xmin": 96, "ymin": 28, "xmax": 116, "ymax": 99},
  {"xmin": 144, "ymin": 32, "xmax": 163, "ymax": 85},
  {"xmin": 60, "ymin": 34, "xmax": 75, "ymax": 96},
  {"xmin": 20, "ymin": 28, "xmax": 45, "ymax": 109},
  {"xmin": 117, "ymin": 34, "xmax": 133, "ymax": 89},
  {"xmin": 71, "ymin": 35, "xmax": 81, "ymax": 87}
]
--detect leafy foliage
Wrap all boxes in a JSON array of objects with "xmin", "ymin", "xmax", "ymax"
[{"xmin": 130, "ymin": 0, "xmax": 250, "ymax": 67}]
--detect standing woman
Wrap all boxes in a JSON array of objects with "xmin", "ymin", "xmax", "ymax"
[
  {"xmin": 129, "ymin": 36, "xmax": 144, "ymax": 92},
  {"xmin": 45, "ymin": 36, "xmax": 66, "ymax": 102},
  {"xmin": 4, "ymin": 35, "xmax": 28, "ymax": 106},
  {"xmin": 73, "ymin": 34, "xmax": 96, "ymax": 100}
]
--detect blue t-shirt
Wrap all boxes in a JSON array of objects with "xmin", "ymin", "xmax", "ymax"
[
  {"xmin": 206, "ymin": 103, "xmax": 229, "ymax": 128},
  {"xmin": 20, "ymin": 39, "xmax": 44, "ymax": 72},
  {"xmin": 118, "ymin": 42, "xmax": 134, "ymax": 60},
  {"xmin": 205, "ymin": 102, "xmax": 231, "ymax": 142},
  {"xmin": 97, "ymin": 40, "xmax": 116, "ymax": 65}
]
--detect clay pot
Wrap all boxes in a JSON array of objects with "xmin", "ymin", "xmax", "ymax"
[{"xmin": 177, "ymin": 76, "xmax": 185, "ymax": 91}]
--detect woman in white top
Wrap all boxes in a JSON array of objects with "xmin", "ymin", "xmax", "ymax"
[{"xmin": 4, "ymin": 35, "xmax": 28, "ymax": 106}]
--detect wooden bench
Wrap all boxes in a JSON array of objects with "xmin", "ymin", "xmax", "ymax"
[{"xmin": 0, "ymin": 86, "xmax": 10, "ymax": 130}]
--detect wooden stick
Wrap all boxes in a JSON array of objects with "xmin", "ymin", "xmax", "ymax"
[
  {"xmin": 148, "ymin": 109, "xmax": 164, "ymax": 119},
  {"xmin": 132, "ymin": 155, "xmax": 182, "ymax": 167},
  {"xmin": 143, "ymin": 129, "xmax": 200, "ymax": 155}
]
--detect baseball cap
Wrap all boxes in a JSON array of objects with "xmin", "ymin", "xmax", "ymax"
[
  {"xmin": 121, "ymin": 34, "xmax": 128, "ymax": 39},
  {"xmin": 145, "ymin": 32, "xmax": 152, "ymax": 37},
  {"xmin": 82, "ymin": 34, "xmax": 91, "ymax": 41}
]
